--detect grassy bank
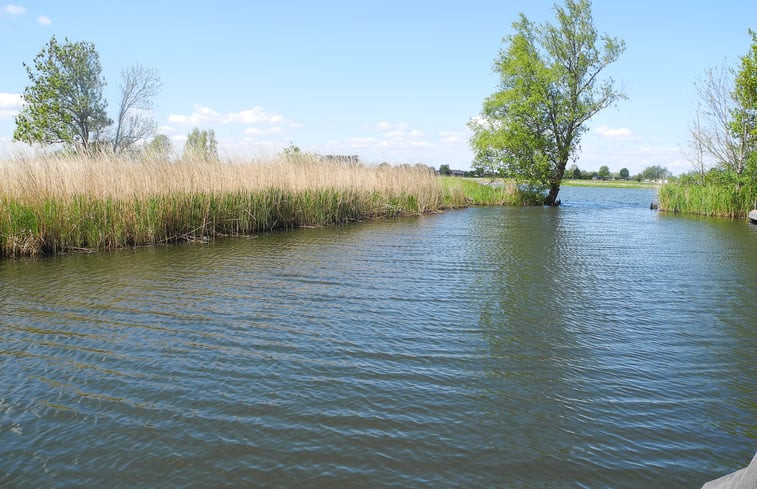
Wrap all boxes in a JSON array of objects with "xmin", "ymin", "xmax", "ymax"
[
  {"xmin": 439, "ymin": 177, "xmax": 539, "ymax": 206},
  {"xmin": 0, "ymin": 156, "xmax": 521, "ymax": 257},
  {"xmin": 657, "ymin": 181, "xmax": 755, "ymax": 218}
]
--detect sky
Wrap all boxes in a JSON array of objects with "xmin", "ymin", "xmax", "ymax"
[{"xmin": 0, "ymin": 1, "xmax": 755, "ymax": 175}]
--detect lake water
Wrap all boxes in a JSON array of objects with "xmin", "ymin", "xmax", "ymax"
[{"xmin": 1, "ymin": 186, "xmax": 755, "ymax": 488}]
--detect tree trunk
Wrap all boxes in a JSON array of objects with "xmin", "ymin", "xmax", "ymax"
[
  {"xmin": 545, "ymin": 156, "xmax": 567, "ymax": 206},
  {"xmin": 544, "ymin": 182, "xmax": 561, "ymax": 206}
]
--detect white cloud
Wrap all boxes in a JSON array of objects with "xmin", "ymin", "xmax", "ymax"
[
  {"xmin": 243, "ymin": 126, "xmax": 283, "ymax": 136},
  {"xmin": 0, "ymin": 92, "xmax": 23, "ymax": 119},
  {"xmin": 0, "ymin": 92, "xmax": 22, "ymax": 109},
  {"xmin": 167, "ymin": 104, "xmax": 221, "ymax": 125},
  {"xmin": 324, "ymin": 122, "xmax": 435, "ymax": 155},
  {"xmin": 2, "ymin": 4, "xmax": 26, "ymax": 15},
  {"xmin": 36, "ymin": 15, "xmax": 51, "ymax": 25},
  {"xmin": 439, "ymin": 131, "xmax": 464, "ymax": 144},
  {"xmin": 167, "ymin": 104, "xmax": 298, "ymax": 128},
  {"xmin": 377, "ymin": 121, "xmax": 408, "ymax": 132},
  {"xmin": 376, "ymin": 122, "xmax": 430, "ymax": 148},
  {"xmin": 594, "ymin": 125, "xmax": 633, "ymax": 138},
  {"xmin": 226, "ymin": 106, "xmax": 275, "ymax": 124}
]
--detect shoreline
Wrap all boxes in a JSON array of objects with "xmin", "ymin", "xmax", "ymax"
[
  {"xmin": 561, "ymin": 179, "xmax": 659, "ymax": 189},
  {"xmin": 0, "ymin": 157, "xmax": 516, "ymax": 258}
]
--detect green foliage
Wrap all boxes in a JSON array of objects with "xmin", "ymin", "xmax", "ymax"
[
  {"xmin": 469, "ymin": 0, "xmax": 625, "ymax": 205},
  {"xmin": 183, "ymin": 127, "xmax": 218, "ymax": 161},
  {"xmin": 641, "ymin": 165, "xmax": 669, "ymax": 181},
  {"xmin": 144, "ymin": 134, "xmax": 173, "ymax": 159},
  {"xmin": 598, "ymin": 165, "xmax": 610, "ymax": 179},
  {"xmin": 281, "ymin": 142, "xmax": 302, "ymax": 158},
  {"xmin": 619, "ymin": 167, "xmax": 629, "ymax": 179},
  {"xmin": 439, "ymin": 164, "xmax": 452, "ymax": 176},
  {"xmin": 14, "ymin": 36, "xmax": 111, "ymax": 152}
]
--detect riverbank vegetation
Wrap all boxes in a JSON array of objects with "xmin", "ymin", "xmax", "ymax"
[
  {"xmin": 0, "ymin": 155, "xmax": 526, "ymax": 257},
  {"xmin": 659, "ymin": 31, "xmax": 756, "ymax": 218},
  {"xmin": 658, "ymin": 172, "xmax": 755, "ymax": 218},
  {"xmin": 439, "ymin": 177, "xmax": 543, "ymax": 206}
]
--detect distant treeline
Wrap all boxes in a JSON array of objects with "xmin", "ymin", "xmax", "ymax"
[{"xmin": 459, "ymin": 164, "xmax": 670, "ymax": 182}]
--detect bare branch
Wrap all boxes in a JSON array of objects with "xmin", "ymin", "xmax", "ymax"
[
  {"xmin": 112, "ymin": 65, "xmax": 161, "ymax": 154},
  {"xmin": 694, "ymin": 63, "xmax": 747, "ymax": 174}
]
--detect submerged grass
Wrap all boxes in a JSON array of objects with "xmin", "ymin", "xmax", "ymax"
[
  {"xmin": 1, "ymin": 155, "xmax": 494, "ymax": 257},
  {"xmin": 658, "ymin": 182, "xmax": 754, "ymax": 218}
]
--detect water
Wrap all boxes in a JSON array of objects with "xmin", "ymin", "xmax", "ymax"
[{"xmin": 1, "ymin": 186, "xmax": 755, "ymax": 488}]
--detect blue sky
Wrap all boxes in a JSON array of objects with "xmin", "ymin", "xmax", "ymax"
[{"xmin": 1, "ymin": 1, "xmax": 755, "ymax": 174}]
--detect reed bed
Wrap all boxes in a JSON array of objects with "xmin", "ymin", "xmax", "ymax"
[
  {"xmin": 0, "ymin": 154, "xmax": 463, "ymax": 257},
  {"xmin": 658, "ymin": 182, "xmax": 754, "ymax": 218}
]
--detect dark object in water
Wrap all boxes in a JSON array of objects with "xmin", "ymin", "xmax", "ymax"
[
  {"xmin": 650, "ymin": 202, "xmax": 658, "ymax": 210},
  {"xmin": 701, "ymin": 451, "xmax": 757, "ymax": 488},
  {"xmin": 749, "ymin": 209, "xmax": 757, "ymax": 224}
]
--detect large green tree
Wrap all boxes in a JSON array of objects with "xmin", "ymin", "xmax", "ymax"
[
  {"xmin": 14, "ymin": 36, "xmax": 111, "ymax": 152},
  {"xmin": 469, "ymin": 0, "xmax": 625, "ymax": 205}
]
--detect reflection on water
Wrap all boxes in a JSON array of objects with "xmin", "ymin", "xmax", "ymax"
[{"xmin": 1, "ymin": 186, "xmax": 755, "ymax": 488}]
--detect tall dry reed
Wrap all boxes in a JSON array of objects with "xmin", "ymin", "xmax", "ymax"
[{"xmin": 0, "ymin": 154, "xmax": 457, "ymax": 257}]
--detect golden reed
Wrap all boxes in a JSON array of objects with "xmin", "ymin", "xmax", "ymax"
[{"xmin": 0, "ymin": 154, "xmax": 464, "ymax": 257}]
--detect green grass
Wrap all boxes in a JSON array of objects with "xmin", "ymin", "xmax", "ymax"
[
  {"xmin": 0, "ymin": 188, "xmax": 457, "ymax": 257},
  {"xmin": 657, "ymin": 182, "xmax": 754, "ymax": 218},
  {"xmin": 439, "ymin": 177, "xmax": 543, "ymax": 206}
]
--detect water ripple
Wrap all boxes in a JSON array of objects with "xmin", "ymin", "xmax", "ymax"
[{"xmin": 1, "ymin": 187, "xmax": 755, "ymax": 488}]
